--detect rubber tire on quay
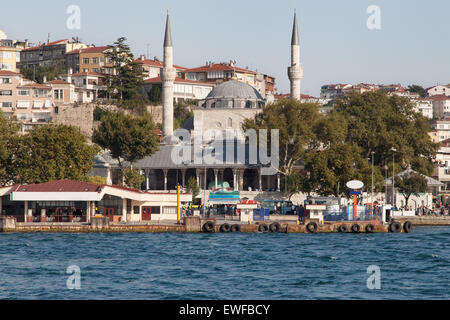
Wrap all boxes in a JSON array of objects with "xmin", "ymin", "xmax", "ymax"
[
  {"xmin": 338, "ymin": 225, "xmax": 348, "ymax": 233},
  {"xmin": 269, "ymin": 222, "xmax": 281, "ymax": 233},
  {"xmin": 351, "ymin": 224, "xmax": 361, "ymax": 233},
  {"xmin": 365, "ymin": 224, "xmax": 375, "ymax": 233},
  {"xmin": 220, "ymin": 223, "xmax": 231, "ymax": 233},
  {"xmin": 389, "ymin": 222, "xmax": 402, "ymax": 233},
  {"xmin": 258, "ymin": 224, "xmax": 269, "ymax": 233},
  {"xmin": 230, "ymin": 224, "xmax": 241, "ymax": 232},
  {"xmin": 202, "ymin": 221, "xmax": 215, "ymax": 233},
  {"xmin": 306, "ymin": 222, "xmax": 318, "ymax": 233},
  {"xmin": 403, "ymin": 221, "xmax": 412, "ymax": 233}
]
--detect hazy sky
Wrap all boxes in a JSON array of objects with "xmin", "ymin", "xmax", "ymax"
[{"xmin": 1, "ymin": 0, "xmax": 450, "ymax": 96}]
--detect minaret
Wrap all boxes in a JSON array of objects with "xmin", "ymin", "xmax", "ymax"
[
  {"xmin": 288, "ymin": 8, "xmax": 303, "ymax": 100},
  {"xmin": 161, "ymin": 10, "xmax": 176, "ymax": 142}
]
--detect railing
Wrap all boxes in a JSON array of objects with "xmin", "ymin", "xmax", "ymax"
[{"xmin": 32, "ymin": 215, "xmax": 87, "ymax": 223}]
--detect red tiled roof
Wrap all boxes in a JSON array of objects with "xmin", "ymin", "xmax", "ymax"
[
  {"xmin": 45, "ymin": 80, "xmax": 70, "ymax": 85},
  {"xmin": 134, "ymin": 59, "xmax": 186, "ymax": 70},
  {"xmin": 144, "ymin": 76, "xmax": 213, "ymax": 86},
  {"xmin": 0, "ymin": 70, "xmax": 21, "ymax": 76},
  {"xmin": 429, "ymin": 95, "xmax": 450, "ymax": 101},
  {"xmin": 22, "ymin": 40, "xmax": 68, "ymax": 52},
  {"xmin": 184, "ymin": 63, "xmax": 257, "ymax": 74},
  {"xmin": 71, "ymin": 72, "xmax": 105, "ymax": 77},
  {"xmin": 18, "ymin": 83, "xmax": 51, "ymax": 89},
  {"xmin": 66, "ymin": 46, "xmax": 110, "ymax": 55},
  {"xmin": 12, "ymin": 179, "xmax": 153, "ymax": 195}
]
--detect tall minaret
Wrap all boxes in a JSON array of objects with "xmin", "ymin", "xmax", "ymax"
[
  {"xmin": 288, "ymin": 8, "xmax": 303, "ymax": 100},
  {"xmin": 161, "ymin": 10, "xmax": 176, "ymax": 141}
]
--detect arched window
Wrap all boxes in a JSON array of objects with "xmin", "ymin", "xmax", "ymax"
[{"xmin": 227, "ymin": 117, "xmax": 232, "ymax": 128}]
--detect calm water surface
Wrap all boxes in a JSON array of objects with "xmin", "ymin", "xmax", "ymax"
[{"xmin": 0, "ymin": 227, "xmax": 449, "ymax": 299}]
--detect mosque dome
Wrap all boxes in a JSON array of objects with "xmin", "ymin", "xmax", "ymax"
[{"xmin": 202, "ymin": 80, "xmax": 265, "ymax": 109}]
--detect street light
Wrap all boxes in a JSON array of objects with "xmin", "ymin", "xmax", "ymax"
[{"xmin": 391, "ymin": 147, "xmax": 397, "ymax": 208}]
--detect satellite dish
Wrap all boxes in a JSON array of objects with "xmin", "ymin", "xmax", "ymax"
[{"xmin": 346, "ymin": 180, "xmax": 364, "ymax": 190}]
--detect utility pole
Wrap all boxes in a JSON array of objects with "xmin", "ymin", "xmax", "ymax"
[{"xmin": 391, "ymin": 147, "xmax": 397, "ymax": 208}]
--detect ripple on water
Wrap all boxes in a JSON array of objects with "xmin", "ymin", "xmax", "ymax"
[{"xmin": 0, "ymin": 229, "xmax": 449, "ymax": 299}]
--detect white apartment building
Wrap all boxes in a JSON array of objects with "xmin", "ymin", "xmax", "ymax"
[
  {"xmin": 412, "ymin": 98, "xmax": 433, "ymax": 119},
  {"xmin": 427, "ymin": 85, "xmax": 450, "ymax": 97},
  {"xmin": 431, "ymin": 96, "xmax": 450, "ymax": 119}
]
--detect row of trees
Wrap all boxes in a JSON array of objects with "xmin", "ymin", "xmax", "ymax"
[
  {"xmin": 0, "ymin": 113, "xmax": 100, "ymax": 185},
  {"xmin": 244, "ymin": 90, "xmax": 438, "ymax": 199}
]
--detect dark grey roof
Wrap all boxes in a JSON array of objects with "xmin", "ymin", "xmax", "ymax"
[
  {"xmin": 131, "ymin": 142, "xmax": 271, "ymax": 170},
  {"xmin": 205, "ymin": 80, "xmax": 263, "ymax": 101},
  {"xmin": 385, "ymin": 168, "xmax": 443, "ymax": 187},
  {"xmin": 164, "ymin": 12, "xmax": 172, "ymax": 47},
  {"xmin": 291, "ymin": 11, "xmax": 299, "ymax": 45}
]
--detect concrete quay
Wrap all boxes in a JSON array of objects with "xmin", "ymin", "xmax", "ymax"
[{"xmin": 0, "ymin": 216, "xmax": 415, "ymax": 234}]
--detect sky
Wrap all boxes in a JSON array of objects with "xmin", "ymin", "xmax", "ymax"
[{"xmin": 1, "ymin": 0, "xmax": 450, "ymax": 96}]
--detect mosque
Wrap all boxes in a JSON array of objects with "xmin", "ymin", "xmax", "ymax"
[{"xmin": 95, "ymin": 10, "xmax": 303, "ymax": 202}]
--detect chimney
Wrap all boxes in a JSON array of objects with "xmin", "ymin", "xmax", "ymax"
[{"xmin": 43, "ymin": 76, "xmax": 47, "ymax": 83}]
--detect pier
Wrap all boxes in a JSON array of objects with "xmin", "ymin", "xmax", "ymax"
[{"xmin": 0, "ymin": 216, "xmax": 419, "ymax": 234}]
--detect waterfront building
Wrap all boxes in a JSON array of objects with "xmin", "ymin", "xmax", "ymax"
[
  {"xmin": 143, "ymin": 76, "xmax": 214, "ymax": 102},
  {"xmin": 135, "ymin": 55, "xmax": 187, "ymax": 80},
  {"xmin": 0, "ymin": 70, "xmax": 53, "ymax": 132},
  {"xmin": 0, "ymin": 179, "xmax": 191, "ymax": 223},
  {"xmin": 0, "ymin": 45, "xmax": 20, "ymax": 72},
  {"xmin": 19, "ymin": 39, "xmax": 88, "ymax": 70},
  {"xmin": 385, "ymin": 168, "xmax": 442, "ymax": 209},
  {"xmin": 65, "ymin": 46, "xmax": 113, "ymax": 74},
  {"xmin": 426, "ymin": 85, "xmax": 450, "ymax": 97},
  {"xmin": 431, "ymin": 95, "xmax": 450, "ymax": 119}
]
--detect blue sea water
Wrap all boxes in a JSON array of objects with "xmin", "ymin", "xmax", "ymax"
[{"xmin": 0, "ymin": 227, "xmax": 449, "ymax": 300}]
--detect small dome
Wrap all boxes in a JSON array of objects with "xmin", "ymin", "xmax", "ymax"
[{"xmin": 206, "ymin": 80, "xmax": 263, "ymax": 101}]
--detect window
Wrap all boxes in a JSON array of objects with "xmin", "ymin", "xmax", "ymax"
[
  {"xmin": 1, "ymin": 102, "xmax": 12, "ymax": 108},
  {"xmin": 18, "ymin": 89, "xmax": 30, "ymax": 96},
  {"xmin": 92, "ymin": 57, "xmax": 98, "ymax": 64},
  {"xmin": 133, "ymin": 206, "xmax": 140, "ymax": 214},
  {"xmin": 83, "ymin": 58, "xmax": 90, "ymax": 64},
  {"xmin": 227, "ymin": 117, "xmax": 233, "ymax": 128},
  {"xmin": 0, "ymin": 90, "xmax": 12, "ymax": 96},
  {"xmin": 33, "ymin": 101, "xmax": 43, "ymax": 109},
  {"xmin": 16, "ymin": 101, "xmax": 30, "ymax": 108},
  {"xmin": 163, "ymin": 207, "xmax": 177, "ymax": 214},
  {"xmin": 0, "ymin": 78, "xmax": 11, "ymax": 84}
]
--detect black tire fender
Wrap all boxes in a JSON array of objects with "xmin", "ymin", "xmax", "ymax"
[
  {"xmin": 202, "ymin": 221, "xmax": 215, "ymax": 233},
  {"xmin": 306, "ymin": 222, "xmax": 318, "ymax": 233},
  {"xmin": 338, "ymin": 225, "xmax": 348, "ymax": 233},
  {"xmin": 220, "ymin": 223, "xmax": 231, "ymax": 233},
  {"xmin": 351, "ymin": 224, "xmax": 361, "ymax": 233},
  {"xmin": 365, "ymin": 224, "xmax": 375, "ymax": 233},
  {"xmin": 258, "ymin": 224, "xmax": 269, "ymax": 233},
  {"xmin": 403, "ymin": 221, "xmax": 412, "ymax": 233},
  {"xmin": 269, "ymin": 222, "xmax": 281, "ymax": 233},
  {"xmin": 230, "ymin": 224, "xmax": 241, "ymax": 232},
  {"xmin": 389, "ymin": 222, "xmax": 402, "ymax": 233}
]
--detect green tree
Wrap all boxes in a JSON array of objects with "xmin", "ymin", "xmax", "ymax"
[
  {"xmin": 122, "ymin": 167, "xmax": 144, "ymax": 189},
  {"xmin": 93, "ymin": 110, "xmax": 159, "ymax": 167},
  {"xmin": 186, "ymin": 176, "xmax": 200, "ymax": 203},
  {"xmin": 334, "ymin": 91, "xmax": 438, "ymax": 176},
  {"xmin": 407, "ymin": 85, "xmax": 427, "ymax": 98},
  {"xmin": 174, "ymin": 102, "xmax": 193, "ymax": 130},
  {"xmin": 394, "ymin": 171, "xmax": 428, "ymax": 208},
  {"xmin": 9, "ymin": 125, "xmax": 100, "ymax": 184},
  {"xmin": 86, "ymin": 175, "xmax": 107, "ymax": 185},
  {"xmin": 104, "ymin": 37, "xmax": 145, "ymax": 100},
  {"xmin": 243, "ymin": 98, "xmax": 321, "ymax": 177},
  {"xmin": 148, "ymin": 85, "xmax": 162, "ymax": 104},
  {"xmin": 20, "ymin": 60, "xmax": 65, "ymax": 84},
  {"xmin": 0, "ymin": 112, "xmax": 20, "ymax": 184}
]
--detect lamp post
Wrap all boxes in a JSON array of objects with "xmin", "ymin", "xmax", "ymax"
[{"xmin": 391, "ymin": 147, "xmax": 397, "ymax": 208}]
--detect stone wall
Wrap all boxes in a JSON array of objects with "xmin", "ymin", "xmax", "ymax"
[{"xmin": 52, "ymin": 103, "xmax": 95, "ymax": 139}]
